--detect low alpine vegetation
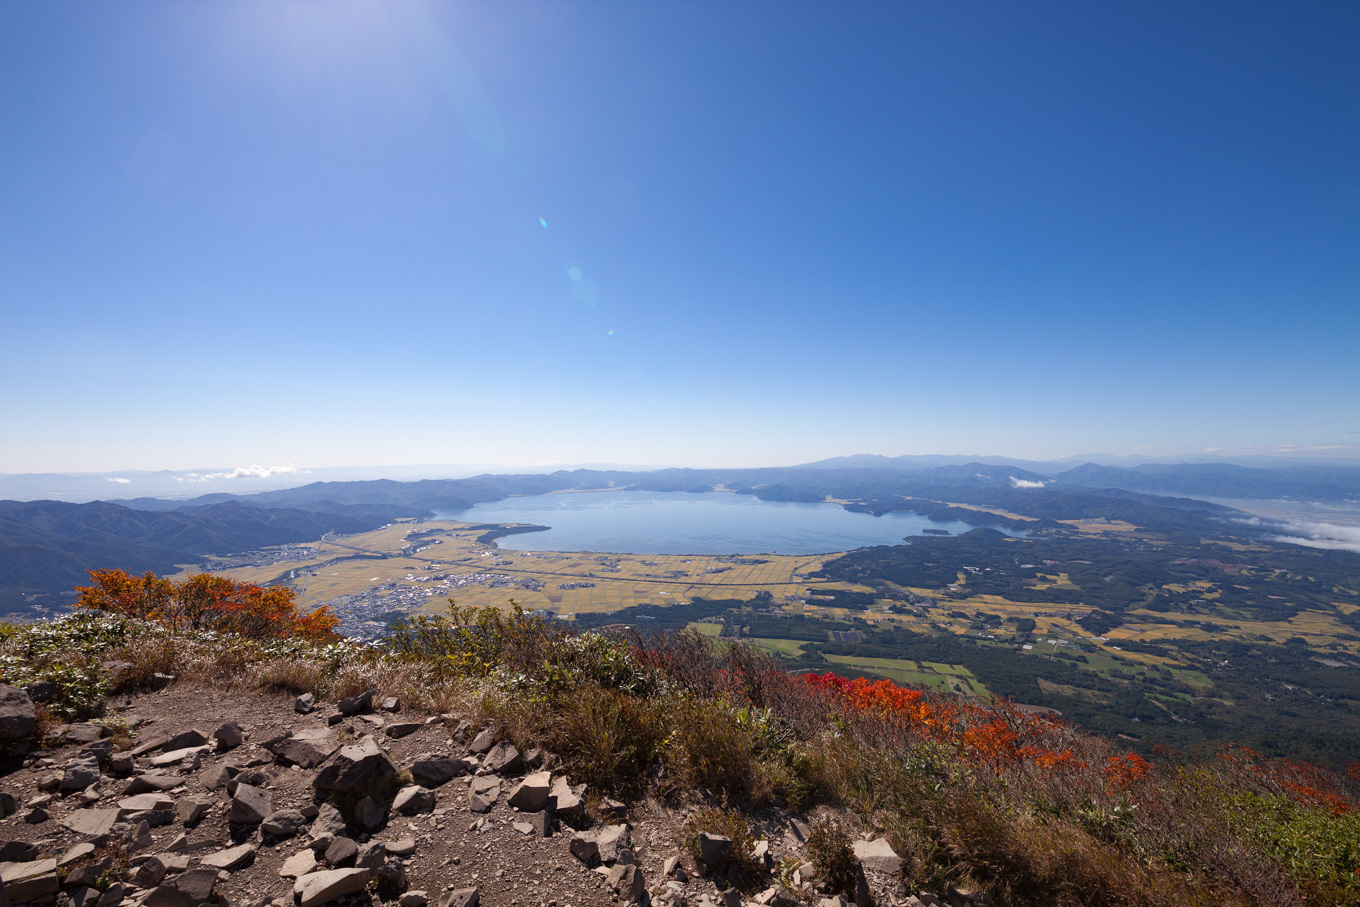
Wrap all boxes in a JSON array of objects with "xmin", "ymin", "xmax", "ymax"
[{"xmin": 4, "ymin": 581, "xmax": 1360, "ymax": 906}]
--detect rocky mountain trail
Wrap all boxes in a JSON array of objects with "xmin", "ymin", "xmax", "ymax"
[{"xmin": 0, "ymin": 683, "xmax": 924, "ymax": 907}]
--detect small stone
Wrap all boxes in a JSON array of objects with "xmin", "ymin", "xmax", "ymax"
[
  {"xmin": 125, "ymin": 772, "xmax": 182, "ymax": 794},
  {"xmin": 385, "ymin": 722, "xmax": 422, "ymax": 739},
  {"xmin": 261, "ymin": 808, "xmax": 310, "ymax": 837},
  {"xmin": 852, "ymin": 838, "xmax": 902, "ymax": 875},
  {"xmin": 294, "ymin": 868, "xmax": 372, "ymax": 907},
  {"xmin": 60, "ymin": 843, "xmax": 97, "ymax": 866},
  {"xmin": 438, "ymin": 889, "xmax": 479, "ymax": 907},
  {"xmin": 0, "ymin": 684, "xmax": 37, "ymax": 740},
  {"xmin": 399, "ymin": 892, "xmax": 428, "ymax": 907},
  {"xmin": 109, "ymin": 752, "xmax": 136, "ymax": 774},
  {"xmin": 481, "ymin": 741, "xmax": 523, "ymax": 775},
  {"xmin": 213, "ymin": 723, "xmax": 244, "ymax": 749},
  {"xmin": 132, "ymin": 856, "xmax": 169, "ymax": 888},
  {"xmin": 355, "ymin": 841, "xmax": 387, "ymax": 871},
  {"xmin": 467, "ymin": 776, "xmax": 499, "ymax": 813},
  {"xmin": 386, "ymin": 836, "xmax": 416, "ymax": 857},
  {"xmin": 199, "ymin": 842, "xmax": 256, "ymax": 871},
  {"xmin": 229, "ymin": 783, "xmax": 272, "ymax": 824},
  {"xmin": 411, "ymin": 758, "xmax": 468, "ymax": 788},
  {"xmin": 150, "ymin": 746, "xmax": 208, "ymax": 767},
  {"xmin": 355, "ymin": 795, "xmax": 386, "ymax": 831},
  {"xmin": 698, "ymin": 833, "xmax": 732, "ymax": 873},
  {"xmin": 176, "ymin": 797, "xmax": 213, "ymax": 825},
  {"xmin": 467, "ymin": 728, "xmax": 496, "ymax": 754},
  {"xmin": 393, "ymin": 785, "xmax": 436, "ymax": 815},
  {"xmin": 337, "ymin": 689, "xmax": 376, "ymax": 716},
  {"xmin": 162, "ymin": 730, "xmax": 208, "ymax": 752},
  {"xmin": 507, "ymin": 770, "xmax": 551, "ymax": 812},
  {"xmin": 120, "ymin": 793, "xmax": 175, "ymax": 812},
  {"xmin": 324, "ymin": 837, "xmax": 359, "ymax": 868},
  {"xmin": 295, "ymin": 693, "xmax": 316, "ymax": 713},
  {"xmin": 280, "ymin": 850, "xmax": 318, "ymax": 880},
  {"xmin": 380, "ymin": 697, "xmax": 400, "ymax": 713},
  {"xmin": 63, "ymin": 807, "xmax": 121, "ymax": 837}
]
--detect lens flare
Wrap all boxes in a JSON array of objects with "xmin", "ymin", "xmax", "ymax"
[
  {"xmin": 568, "ymin": 267, "xmax": 582, "ymax": 281},
  {"xmin": 539, "ymin": 217, "xmax": 548, "ymax": 229}
]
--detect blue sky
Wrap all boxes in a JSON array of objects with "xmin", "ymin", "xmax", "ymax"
[{"xmin": 2, "ymin": 1, "xmax": 1356, "ymax": 473}]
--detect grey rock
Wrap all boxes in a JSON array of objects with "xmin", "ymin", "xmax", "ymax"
[
  {"xmin": 354, "ymin": 796, "xmax": 386, "ymax": 831},
  {"xmin": 570, "ymin": 824, "xmax": 630, "ymax": 864},
  {"xmin": 324, "ymin": 837, "xmax": 358, "ymax": 868},
  {"xmin": 261, "ymin": 809, "xmax": 310, "ymax": 837},
  {"xmin": 385, "ymin": 837, "xmax": 416, "ymax": 858},
  {"xmin": 200, "ymin": 842, "xmax": 256, "ymax": 871},
  {"xmin": 607, "ymin": 864, "xmax": 645, "ymax": 902},
  {"xmin": 126, "ymin": 819, "xmax": 154, "ymax": 852},
  {"xmin": 213, "ymin": 723, "xmax": 244, "ymax": 749},
  {"xmin": 392, "ymin": 785, "xmax": 435, "ymax": 815},
  {"xmin": 507, "ymin": 770, "xmax": 551, "ymax": 812},
  {"xmin": 380, "ymin": 697, "xmax": 399, "ymax": 713},
  {"xmin": 312, "ymin": 803, "xmax": 346, "ymax": 836},
  {"xmin": 64, "ymin": 723, "xmax": 108, "ymax": 745},
  {"xmin": 467, "ymin": 776, "xmax": 499, "ymax": 813},
  {"xmin": 149, "ymin": 746, "xmax": 208, "ymax": 768},
  {"xmin": 0, "ymin": 791, "xmax": 15, "ymax": 819},
  {"xmin": 481, "ymin": 741, "xmax": 523, "ymax": 775},
  {"xmin": 399, "ymin": 892, "xmax": 428, "ymax": 907},
  {"xmin": 65, "ymin": 858, "xmax": 113, "ymax": 888},
  {"xmin": 69, "ymin": 885, "xmax": 101, "ymax": 907},
  {"xmin": 355, "ymin": 841, "xmax": 387, "ymax": 871},
  {"xmin": 62, "ymin": 807, "xmax": 121, "ymax": 838},
  {"xmin": 438, "ymin": 889, "xmax": 478, "ymax": 907},
  {"xmin": 131, "ymin": 856, "xmax": 169, "ymax": 888},
  {"xmin": 337, "ymin": 689, "xmax": 376, "ymax": 716},
  {"xmin": 294, "ymin": 868, "xmax": 371, "ymax": 907},
  {"xmin": 410, "ymin": 758, "xmax": 468, "ymax": 788},
  {"xmin": 384, "ymin": 722, "xmax": 422, "ymax": 739},
  {"xmin": 0, "ymin": 685, "xmax": 36, "ymax": 741},
  {"xmin": 226, "ymin": 767, "xmax": 271, "ymax": 795},
  {"xmin": 549, "ymin": 776, "xmax": 587, "ymax": 825},
  {"xmin": 698, "ymin": 833, "xmax": 732, "ymax": 873},
  {"xmin": 313, "ymin": 739, "xmax": 397, "ymax": 793},
  {"xmin": 126, "ymin": 773, "xmax": 184, "ymax": 794},
  {"xmin": 229, "ymin": 783, "xmax": 272, "ymax": 824},
  {"xmin": 295, "ymin": 693, "xmax": 316, "ymax": 713},
  {"xmin": 96, "ymin": 881, "xmax": 126, "ymax": 907},
  {"xmin": 753, "ymin": 887, "xmax": 801, "ymax": 907},
  {"xmin": 162, "ymin": 730, "xmax": 209, "ymax": 752},
  {"xmin": 853, "ymin": 838, "xmax": 902, "ymax": 875},
  {"xmin": 0, "ymin": 859, "xmax": 58, "ymax": 901},
  {"xmin": 467, "ymin": 728, "xmax": 496, "ymax": 754},
  {"xmin": 120, "ymin": 793, "xmax": 174, "ymax": 812},
  {"xmin": 449, "ymin": 719, "xmax": 472, "ymax": 742},
  {"xmin": 279, "ymin": 850, "xmax": 317, "ymax": 880},
  {"xmin": 59, "ymin": 843, "xmax": 96, "ymax": 866},
  {"xmin": 172, "ymin": 868, "xmax": 219, "ymax": 904},
  {"xmin": 109, "ymin": 752, "xmax": 135, "ymax": 774},
  {"xmin": 176, "ymin": 797, "xmax": 212, "ymax": 825},
  {"xmin": 61, "ymin": 757, "xmax": 102, "ymax": 791},
  {"xmin": 266, "ymin": 728, "xmax": 339, "ymax": 768}
]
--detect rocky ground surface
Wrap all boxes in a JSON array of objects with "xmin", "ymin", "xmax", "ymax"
[{"xmin": 0, "ymin": 682, "xmax": 967, "ymax": 907}]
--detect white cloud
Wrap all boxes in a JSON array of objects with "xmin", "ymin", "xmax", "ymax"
[
  {"xmin": 175, "ymin": 465, "xmax": 309, "ymax": 482},
  {"xmin": 1010, "ymin": 477, "xmax": 1046, "ymax": 489},
  {"xmin": 106, "ymin": 477, "xmax": 131, "ymax": 484},
  {"xmin": 1242, "ymin": 516, "xmax": 1360, "ymax": 555}
]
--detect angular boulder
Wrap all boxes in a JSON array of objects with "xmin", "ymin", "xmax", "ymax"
[
  {"xmin": 411, "ymin": 758, "xmax": 468, "ymax": 788},
  {"xmin": 507, "ymin": 770, "xmax": 552, "ymax": 812},
  {"xmin": 0, "ymin": 686, "xmax": 36, "ymax": 741},
  {"xmin": 295, "ymin": 868, "xmax": 371, "ymax": 907}
]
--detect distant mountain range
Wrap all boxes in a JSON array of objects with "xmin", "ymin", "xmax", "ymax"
[{"xmin": 3, "ymin": 458, "xmax": 1358, "ymax": 618}]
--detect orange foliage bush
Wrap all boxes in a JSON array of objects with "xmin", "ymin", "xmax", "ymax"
[{"xmin": 75, "ymin": 568, "xmax": 339, "ymax": 642}]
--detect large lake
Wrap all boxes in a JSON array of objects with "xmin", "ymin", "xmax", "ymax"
[{"xmin": 444, "ymin": 490, "xmax": 1012, "ymax": 555}]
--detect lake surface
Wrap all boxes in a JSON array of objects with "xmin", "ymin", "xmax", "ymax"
[{"xmin": 444, "ymin": 490, "xmax": 1013, "ymax": 555}]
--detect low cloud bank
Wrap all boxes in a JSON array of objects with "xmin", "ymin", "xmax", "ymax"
[
  {"xmin": 1240, "ymin": 516, "xmax": 1360, "ymax": 555},
  {"xmin": 106, "ymin": 477, "xmax": 131, "ymax": 484},
  {"xmin": 177, "ymin": 465, "xmax": 308, "ymax": 482},
  {"xmin": 1010, "ymin": 477, "xmax": 1046, "ymax": 489}
]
